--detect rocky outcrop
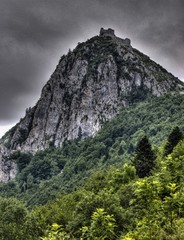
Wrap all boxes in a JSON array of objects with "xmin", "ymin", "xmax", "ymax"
[
  {"xmin": 0, "ymin": 28, "xmax": 184, "ymax": 181},
  {"xmin": 0, "ymin": 146, "xmax": 17, "ymax": 182}
]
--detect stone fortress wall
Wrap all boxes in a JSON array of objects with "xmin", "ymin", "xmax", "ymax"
[{"xmin": 99, "ymin": 28, "xmax": 131, "ymax": 47}]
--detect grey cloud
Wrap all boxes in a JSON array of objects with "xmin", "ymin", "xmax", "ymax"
[{"xmin": 0, "ymin": 0, "xmax": 184, "ymax": 126}]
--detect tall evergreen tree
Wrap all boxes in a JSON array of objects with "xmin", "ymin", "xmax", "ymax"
[
  {"xmin": 164, "ymin": 126, "xmax": 183, "ymax": 157},
  {"xmin": 132, "ymin": 136, "xmax": 155, "ymax": 178}
]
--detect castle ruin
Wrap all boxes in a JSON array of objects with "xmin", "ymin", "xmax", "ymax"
[
  {"xmin": 100, "ymin": 28, "xmax": 115, "ymax": 37},
  {"xmin": 99, "ymin": 28, "xmax": 131, "ymax": 47}
]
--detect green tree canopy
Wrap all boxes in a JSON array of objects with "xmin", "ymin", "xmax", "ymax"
[
  {"xmin": 0, "ymin": 197, "xmax": 40, "ymax": 240},
  {"xmin": 164, "ymin": 126, "xmax": 183, "ymax": 157},
  {"xmin": 132, "ymin": 136, "xmax": 155, "ymax": 178}
]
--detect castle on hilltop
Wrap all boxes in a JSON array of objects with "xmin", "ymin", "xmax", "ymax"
[
  {"xmin": 100, "ymin": 28, "xmax": 115, "ymax": 37},
  {"xmin": 99, "ymin": 28, "xmax": 131, "ymax": 47}
]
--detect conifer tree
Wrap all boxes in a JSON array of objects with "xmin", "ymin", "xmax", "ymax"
[
  {"xmin": 164, "ymin": 126, "xmax": 183, "ymax": 157},
  {"xmin": 133, "ymin": 136, "xmax": 155, "ymax": 178}
]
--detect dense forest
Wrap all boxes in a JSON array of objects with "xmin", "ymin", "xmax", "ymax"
[{"xmin": 1, "ymin": 94, "xmax": 184, "ymax": 239}]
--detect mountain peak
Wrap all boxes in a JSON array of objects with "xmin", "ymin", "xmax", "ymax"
[{"xmin": 0, "ymin": 29, "xmax": 184, "ymax": 181}]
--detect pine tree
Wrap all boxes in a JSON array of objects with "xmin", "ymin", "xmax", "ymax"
[
  {"xmin": 164, "ymin": 126, "xmax": 183, "ymax": 157},
  {"xmin": 133, "ymin": 136, "xmax": 155, "ymax": 178}
]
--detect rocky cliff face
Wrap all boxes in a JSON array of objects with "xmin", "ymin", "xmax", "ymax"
[{"xmin": 1, "ymin": 28, "xmax": 184, "ymax": 181}]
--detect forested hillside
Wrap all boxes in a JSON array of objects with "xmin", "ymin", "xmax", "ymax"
[
  {"xmin": 1, "ymin": 94, "xmax": 184, "ymax": 204},
  {"xmin": 36, "ymin": 136, "xmax": 184, "ymax": 239},
  {"xmin": 1, "ymin": 94, "xmax": 184, "ymax": 239},
  {"xmin": 0, "ymin": 116, "xmax": 184, "ymax": 239}
]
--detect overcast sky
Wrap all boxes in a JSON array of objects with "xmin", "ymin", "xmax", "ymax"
[{"xmin": 0, "ymin": 0, "xmax": 184, "ymax": 137}]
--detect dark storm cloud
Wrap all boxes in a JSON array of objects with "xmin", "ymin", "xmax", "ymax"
[{"xmin": 0, "ymin": 0, "xmax": 184, "ymax": 127}]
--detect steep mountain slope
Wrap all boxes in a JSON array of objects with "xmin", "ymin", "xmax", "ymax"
[{"xmin": 0, "ymin": 28, "xmax": 184, "ymax": 181}]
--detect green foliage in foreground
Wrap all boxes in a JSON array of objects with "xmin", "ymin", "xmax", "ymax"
[
  {"xmin": 0, "ymin": 127, "xmax": 184, "ymax": 239},
  {"xmin": 35, "ymin": 138, "xmax": 184, "ymax": 239},
  {"xmin": 0, "ymin": 197, "xmax": 40, "ymax": 239}
]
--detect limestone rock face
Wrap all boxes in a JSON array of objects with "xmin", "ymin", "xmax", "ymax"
[
  {"xmin": 0, "ymin": 146, "xmax": 17, "ymax": 182},
  {"xmin": 1, "ymin": 28, "xmax": 184, "ymax": 181}
]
